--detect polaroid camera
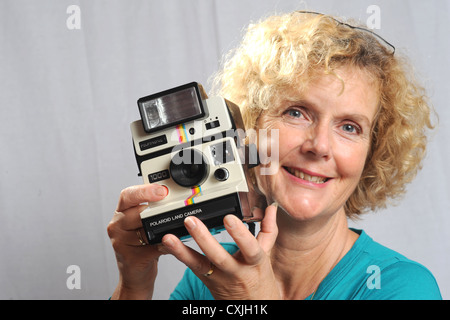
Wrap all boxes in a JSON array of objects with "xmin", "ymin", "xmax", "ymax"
[{"xmin": 130, "ymin": 82, "xmax": 262, "ymax": 244}]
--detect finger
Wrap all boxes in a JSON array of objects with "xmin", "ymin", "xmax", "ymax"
[
  {"xmin": 256, "ymin": 203, "xmax": 279, "ymax": 252},
  {"xmin": 223, "ymin": 214, "xmax": 262, "ymax": 265},
  {"xmin": 111, "ymin": 227, "xmax": 150, "ymax": 247},
  {"xmin": 183, "ymin": 216, "xmax": 237, "ymax": 272},
  {"xmin": 161, "ymin": 234, "xmax": 212, "ymax": 276},
  {"xmin": 116, "ymin": 184, "xmax": 168, "ymax": 212},
  {"xmin": 250, "ymin": 206, "xmax": 265, "ymax": 222},
  {"xmin": 108, "ymin": 206, "xmax": 149, "ymax": 249},
  {"xmin": 112, "ymin": 205, "xmax": 148, "ymax": 231}
]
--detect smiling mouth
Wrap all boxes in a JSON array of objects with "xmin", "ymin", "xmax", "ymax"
[{"xmin": 283, "ymin": 167, "xmax": 331, "ymax": 184}]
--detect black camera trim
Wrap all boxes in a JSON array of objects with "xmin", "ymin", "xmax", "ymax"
[{"xmin": 142, "ymin": 192, "xmax": 245, "ymax": 244}]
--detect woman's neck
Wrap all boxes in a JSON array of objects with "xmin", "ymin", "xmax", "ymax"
[{"xmin": 270, "ymin": 207, "xmax": 358, "ymax": 299}]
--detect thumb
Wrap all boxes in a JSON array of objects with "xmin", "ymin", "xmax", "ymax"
[{"xmin": 257, "ymin": 202, "xmax": 278, "ymax": 253}]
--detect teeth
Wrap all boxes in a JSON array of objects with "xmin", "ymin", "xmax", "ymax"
[{"xmin": 285, "ymin": 167, "xmax": 327, "ymax": 184}]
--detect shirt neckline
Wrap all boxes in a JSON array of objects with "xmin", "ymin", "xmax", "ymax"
[{"xmin": 307, "ymin": 228, "xmax": 369, "ymax": 299}]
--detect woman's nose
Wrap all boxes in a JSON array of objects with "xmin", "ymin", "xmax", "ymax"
[{"xmin": 300, "ymin": 123, "xmax": 331, "ymax": 159}]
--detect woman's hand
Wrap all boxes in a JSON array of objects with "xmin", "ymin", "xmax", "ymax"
[
  {"xmin": 107, "ymin": 184, "xmax": 168, "ymax": 300},
  {"xmin": 161, "ymin": 203, "xmax": 280, "ymax": 300}
]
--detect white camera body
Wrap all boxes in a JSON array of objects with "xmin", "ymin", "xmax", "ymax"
[{"xmin": 130, "ymin": 83, "xmax": 259, "ymax": 244}]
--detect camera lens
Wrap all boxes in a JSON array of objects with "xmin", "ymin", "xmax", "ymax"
[{"xmin": 170, "ymin": 149, "xmax": 208, "ymax": 187}]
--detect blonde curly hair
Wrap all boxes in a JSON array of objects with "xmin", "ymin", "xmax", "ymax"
[{"xmin": 211, "ymin": 11, "xmax": 435, "ymax": 217}]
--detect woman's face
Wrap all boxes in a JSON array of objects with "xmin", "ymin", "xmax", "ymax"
[{"xmin": 255, "ymin": 66, "xmax": 379, "ymax": 222}]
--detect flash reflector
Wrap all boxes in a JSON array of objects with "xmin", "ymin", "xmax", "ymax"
[{"xmin": 138, "ymin": 82, "xmax": 206, "ymax": 133}]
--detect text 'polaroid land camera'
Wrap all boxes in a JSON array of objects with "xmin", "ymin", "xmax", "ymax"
[{"xmin": 130, "ymin": 82, "xmax": 261, "ymax": 244}]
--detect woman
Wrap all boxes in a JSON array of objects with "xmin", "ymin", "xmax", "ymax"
[{"xmin": 108, "ymin": 11, "xmax": 441, "ymax": 299}]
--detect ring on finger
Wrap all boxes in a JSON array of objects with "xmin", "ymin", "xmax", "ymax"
[
  {"xmin": 136, "ymin": 229, "xmax": 148, "ymax": 246},
  {"xmin": 203, "ymin": 262, "xmax": 215, "ymax": 277}
]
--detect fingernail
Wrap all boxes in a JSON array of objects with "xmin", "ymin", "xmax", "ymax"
[
  {"xmin": 224, "ymin": 215, "xmax": 237, "ymax": 229},
  {"xmin": 154, "ymin": 185, "xmax": 168, "ymax": 197},
  {"xmin": 270, "ymin": 201, "xmax": 279, "ymax": 208},
  {"xmin": 162, "ymin": 236, "xmax": 174, "ymax": 248},
  {"xmin": 184, "ymin": 217, "xmax": 196, "ymax": 230}
]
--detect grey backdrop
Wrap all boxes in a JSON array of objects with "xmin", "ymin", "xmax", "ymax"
[{"xmin": 1, "ymin": 0, "xmax": 449, "ymax": 300}]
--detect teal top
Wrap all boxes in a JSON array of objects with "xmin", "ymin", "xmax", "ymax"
[{"xmin": 169, "ymin": 229, "xmax": 442, "ymax": 300}]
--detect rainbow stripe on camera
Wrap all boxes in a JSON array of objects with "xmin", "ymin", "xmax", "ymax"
[
  {"xmin": 184, "ymin": 185, "xmax": 203, "ymax": 206},
  {"xmin": 176, "ymin": 123, "xmax": 202, "ymax": 205},
  {"xmin": 176, "ymin": 123, "xmax": 189, "ymax": 143}
]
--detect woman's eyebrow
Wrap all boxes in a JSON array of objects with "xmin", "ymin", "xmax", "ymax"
[
  {"xmin": 339, "ymin": 113, "xmax": 372, "ymax": 125},
  {"xmin": 283, "ymin": 96, "xmax": 374, "ymax": 125}
]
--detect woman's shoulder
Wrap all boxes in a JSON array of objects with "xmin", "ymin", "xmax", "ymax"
[
  {"xmin": 355, "ymin": 229, "xmax": 435, "ymax": 271},
  {"xmin": 345, "ymin": 229, "xmax": 442, "ymax": 299}
]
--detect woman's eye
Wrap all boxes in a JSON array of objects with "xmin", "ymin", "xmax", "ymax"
[
  {"xmin": 342, "ymin": 123, "xmax": 361, "ymax": 134},
  {"xmin": 286, "ymin": 109, "xmax": 303, "ymax": 118}
]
